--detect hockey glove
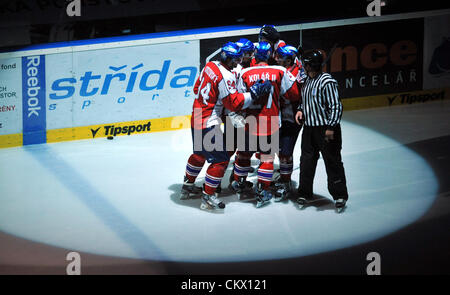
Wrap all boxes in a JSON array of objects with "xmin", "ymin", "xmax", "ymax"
[
  {"xmin": 228, "ymin": 111, "xmax": 246, "ymax": 128},
  {"xmin": 250, "ymin": 79, "xmax": 272, "ymax": 104}
]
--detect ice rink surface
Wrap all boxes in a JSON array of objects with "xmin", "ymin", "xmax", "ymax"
[{"xmin": 1, "ymin": 100, "xmax": 450, "ymax": 273}]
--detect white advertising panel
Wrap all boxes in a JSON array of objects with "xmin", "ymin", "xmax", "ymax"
[
  {"xmin": 46, "ymin": 40, "xmax": 199, "ymax": 129},
  {"xmin": 0, "ymin": 57, "xmax": 22, "ymax": 135}
]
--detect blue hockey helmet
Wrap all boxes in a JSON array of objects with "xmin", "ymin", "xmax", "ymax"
[
  {"xmin": 236, "ymin": 38, "xmax": 255, "ymax": 54},
  {"xmin": 220, "ymin": 42, "xmax": 243, "ymax": 62},
  {"xmin": 255, "ymin": 41, "xmax": 272, "ymax": 61},
  {"xmin": 276, "ymin": 45, "xmax": 298, "ymax": 60}
]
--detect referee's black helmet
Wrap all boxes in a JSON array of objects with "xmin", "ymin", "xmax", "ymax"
[{"xmin": 302, "ymin": 50, "xmax": 323, "ymax": 71}]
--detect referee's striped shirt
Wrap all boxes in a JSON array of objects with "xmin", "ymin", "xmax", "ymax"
[{"xmin": 298, "ymin": 72, "xmax": 343, "ymax": 128}]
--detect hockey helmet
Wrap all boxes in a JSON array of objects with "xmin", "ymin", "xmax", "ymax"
[
  {"xmin": 302, "ymin": 49, "xmax": 324, "ymax": 71},
  {"xmin": 276, "ymin": 45, "xmax": 298, "ymax": 60},
  {"xmin": 236, "ymin": 38, "xmax": 255, "ymax": 54},
  {"xmin": 255, "ymin": 42, "xmax": 272, "ymax": 61},
  {"xmin": 220, "ymin": 42, "xmax": 243, "ymax": 62},
  {"xmin": 258, "ymin": 24, "xmax": 280, "ymax": 44}
]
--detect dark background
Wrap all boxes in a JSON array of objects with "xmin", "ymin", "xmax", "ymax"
[
  {"xmin": 0, "ymin": 0, "xmax": 449, "ymax": 276},
  {"xmin": 0, "ymin": 0, "xmax": 449, "ymax": 51},
  {"xmin": 302, "ymin": 18, "xmax": 424, "ymax": 98},
  {"xmin": 199, "ymin": 30, "xmax": 300, "ymax": 70}
]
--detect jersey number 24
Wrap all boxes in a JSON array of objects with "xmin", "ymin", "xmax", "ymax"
[{"xmin": 197, "ymin": 76, "xmax": 211, "ymax": 105}]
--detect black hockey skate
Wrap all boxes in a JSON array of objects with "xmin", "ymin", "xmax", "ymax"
[
  {"xmin": 180, "ymin": 176, "xmax": 202, "ymax": 200},
  {"xmin": 296, "ymin": 194, "xmax": 316, "ymax": 208},
  {"xmin": 335, "ymin": 198, "xmax": 347, "ymax": 213},
  {"xmin": 273, "ymin": 180, "xmax": 291, "ymax": 202},
  {"xmin": 229, "ymin": 176, "xmax": 253, "ymax": 200}
]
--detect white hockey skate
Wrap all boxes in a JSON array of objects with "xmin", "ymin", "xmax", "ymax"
[
  {"xmin": 200, "ymin": 191, "xmax": 226, "ymax": 210},
  {"xmin": 255, "ymin": 183, "xmax": 273, "ymax": 208},
  {"xmin": 180, "ymin": 176, "xmax": 202, "ymax": 200}
]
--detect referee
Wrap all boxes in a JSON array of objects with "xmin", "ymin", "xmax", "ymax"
[{"xmin": 295, "ymin": 49, "xmax": 348, "ymax": 211}]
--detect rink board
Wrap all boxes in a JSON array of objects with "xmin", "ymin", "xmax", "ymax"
[
  {"xmin": 1, "ymin": 87, "xmax": 448, "ymax": 148},
  {"xmin": 1, "ymin": 9, "xmax": 449, "ymax": 149},
  {"xmin": 46, "ymin": 115, "xmax": 191, "ymax": 143}
]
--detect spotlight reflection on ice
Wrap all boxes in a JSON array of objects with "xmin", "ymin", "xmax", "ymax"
[{"xmin": 0, "ymin": 119, "xmax": 438, "ymax": 262}]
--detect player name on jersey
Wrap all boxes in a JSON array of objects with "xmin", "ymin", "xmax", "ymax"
[{"xmin": 248, "ymin": 73, "xmax": 278, "ymax": 83}]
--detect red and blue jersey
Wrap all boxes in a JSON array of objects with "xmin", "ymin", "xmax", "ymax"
[
  {"xmin": 238, "ymin": 62, "xmax": 300, "ymax": 136},
  {"xmin": 192, "ymin": 61, "xmax": 252, "ymax": 130}
]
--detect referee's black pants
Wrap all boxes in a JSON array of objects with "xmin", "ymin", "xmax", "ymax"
[{"xmin": 298, "ymin": 124, "xmax": 348, "ymax": 201}]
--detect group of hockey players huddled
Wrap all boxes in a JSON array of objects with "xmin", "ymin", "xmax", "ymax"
[{"xmin": 181, "ymin": 24, "xmax": 309, "ymax": 210}]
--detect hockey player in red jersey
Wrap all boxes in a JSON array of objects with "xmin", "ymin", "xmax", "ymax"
[
  {"xmin": 272, "ymin": 45, "xmax": 306, "ymax": 201},
  {"xmin": 248, "ymin": 25, "xmax": 286, "ymax": 165},
  {"xmin": 226, "ymin": 38, "xmax": 255, "ymax": 136},
  {"xmin": 233, "ymin": 38, "xmax": 255, "ymax": 78},
  {"xmin": 230, "ymin": 41, "xmax": 300, "ymax": 208},
  {"xmin": 181, "ymin": 42, "xmax": 271, "ymax": 211},
  {"xmin": 227, "ymin": 38, "xmax": 256, "ymax": 184}
]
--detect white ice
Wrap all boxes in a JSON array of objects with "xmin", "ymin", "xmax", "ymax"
[{"xmin": 0, "ymin": 100, "xmax": 449, "ymax": 263}]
